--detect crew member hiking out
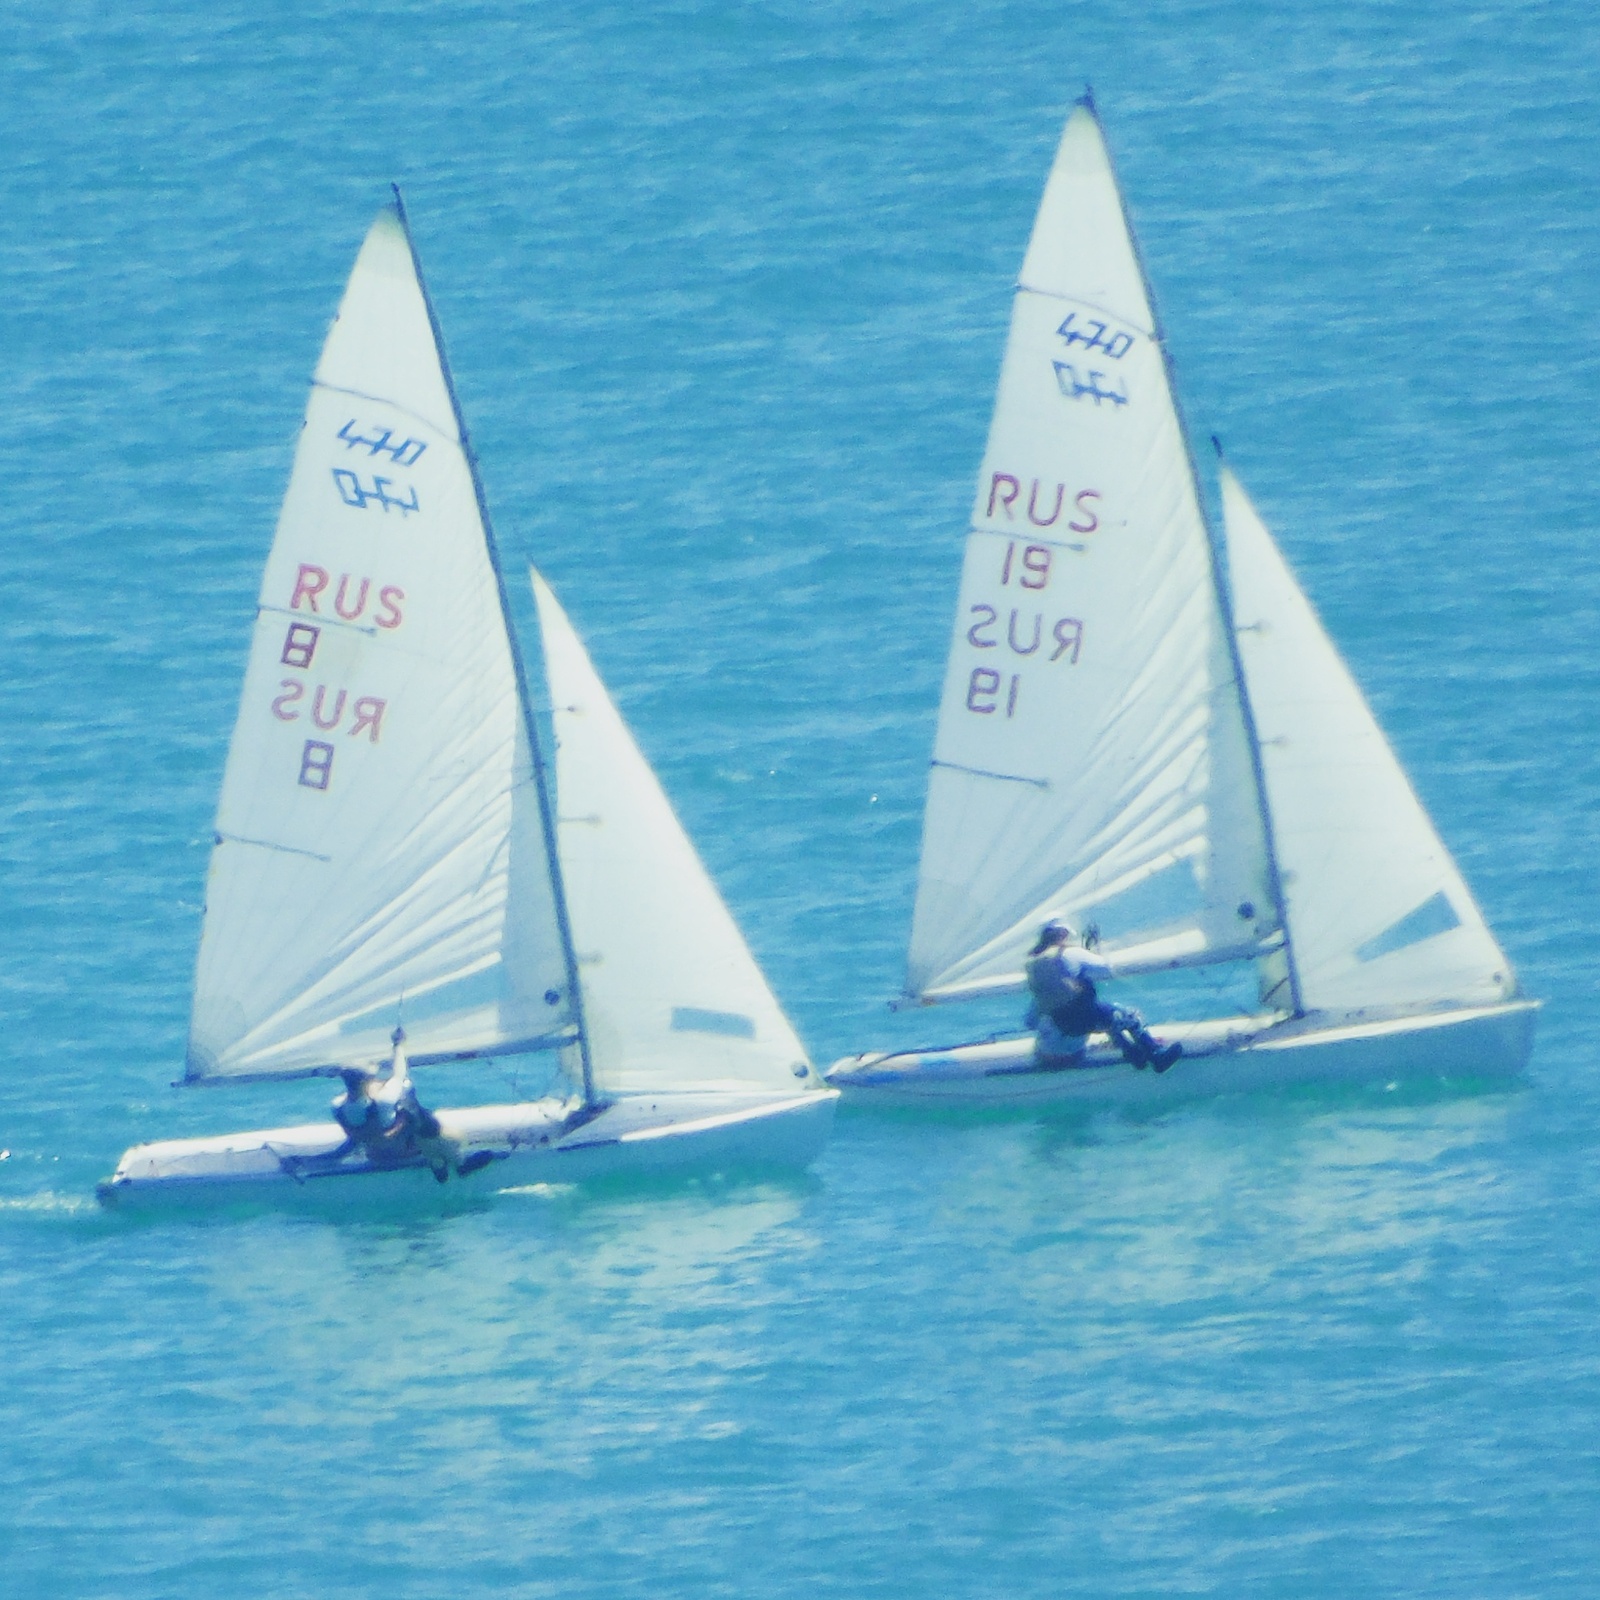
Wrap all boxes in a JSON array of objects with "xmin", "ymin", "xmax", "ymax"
[
  {"xmin": 327, "ymin": 1067, "xmax": 382, "ymax": 1161},
  {"xmin": 1024, "ymin": 921, "xmax": 1182, "ymax": 1072},
  {"xmin": 280, "ymin": 1028, "xmax": 503, "ymax": 1184},
  {"xmin": 363, "ymin": 1027, "xmax": 458, "ymax": 1182},
  {"xmin": 362, "ymin": 1028, "xmax": 501, "ymax": 1182}
]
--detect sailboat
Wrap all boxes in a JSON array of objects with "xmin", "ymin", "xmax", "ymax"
[
  {"xmin": 99, "ymin": 199, "xmax": 835, "ymax": 1202},
  {"xmin": 825, "ymin": 100, "xmax": 1535, "ymax": 1106}
]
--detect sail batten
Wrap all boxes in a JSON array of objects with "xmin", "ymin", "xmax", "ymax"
[
  {"xmin": 906, "ymin": 101, "xmax": 1279, "ymax": 1002},
  {"xmin": 185, "ymin": 206, "xmax": 579, "ymax": 1084}
]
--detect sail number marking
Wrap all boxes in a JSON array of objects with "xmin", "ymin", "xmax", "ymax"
[
  {"xmin": 962, "ymin": 540, "xmax": 1084, "ymax": 719},
  {"xmin": 986, "ymin": 476, "xmax": 1101, "ymax": 533},
  {"xmin": 272, "ymin": 681, "xmax": 387, "ymax": 741},
  {"xmin": 298, "ymin": 741, "xmax": 335, "ymax": 791},
  {"xmin": 266, "ymin": 563, "xmax": 407, "ymax": 792},
  {"xmin": 290, "ymin": 564, "xmax": 405, "ymax": 629},
  {"xmin": 966, "ymin": 605, "xmax": 1082, "ymax": 662},
  {"xmin": 999, "ymin": 541, "xmax": 1051, "ymax": 588},
  {"xmin": 281, "ymin": 622, "xmax": 320, "ymax": 669}
]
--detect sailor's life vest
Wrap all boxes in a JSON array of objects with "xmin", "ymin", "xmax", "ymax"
[
  {"xmin": 333, "ymin": 1092, "xmax": 376, "ymax": 1134},
  {"xmin": 1025, "ymin": 952, "xmax": 1101, "ymax": 1036}
]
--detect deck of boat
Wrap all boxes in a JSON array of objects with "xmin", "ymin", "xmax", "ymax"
[
  {"xmin": 824, "ymin": 1001, "xmax": 1538, "ymax": 1107},
  {"xmin": 97, "ymin": 1087, "xmax": 838, "ymax": 1206}
]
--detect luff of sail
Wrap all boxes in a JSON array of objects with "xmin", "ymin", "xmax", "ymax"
[
  {"xmin": 186, "ymin": 208, "xmax": 578, "ymax": 1082},
  {"xmin": 906, "ymin": 101, "xmax": 1280, "ymax": 1003},
  {"xmin": 1222, "ymin": 468, "xmax": 1517, "ymax": 1013},
  {"xmin": 534, "ymin": 571, "xmax": 816, "ymax": 1096}
]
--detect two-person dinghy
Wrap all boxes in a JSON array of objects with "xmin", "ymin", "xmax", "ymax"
[
  {"xmin": 826, "ymin": 99, "xmax": 1535, "ymax": 1108},
  {"xmin": 100, "ymin": 200, "xmax": 835, "ymax": 1204}
]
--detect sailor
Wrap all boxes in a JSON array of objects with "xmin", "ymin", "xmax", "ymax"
[
  {"xmin": 327, "ymin": 1068, "xmax": 384, "ymax": 1161},
  {"xmin": 368, "ymin": 1027, "xmax": 457, "ymax": 1182},
  {"xmin": 1024, "ymin": 921, "xmax": 1182, "ymax": 1072}
]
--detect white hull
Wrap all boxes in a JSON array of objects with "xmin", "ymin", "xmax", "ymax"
[
  {"xmin": 824, "ymin": 1001, "xmax": 1537, "ymax": 1108},
  {"xmin": 97, "ymin": 1088, "xmax": 838, "ymax": 1207}
]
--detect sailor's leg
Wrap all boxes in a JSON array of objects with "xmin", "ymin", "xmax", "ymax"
[
  {"xmin": 1034, "ymin": 1014, "xmax": 1089, "ymax": 1068},
  {"xmin": 1092, "ymin": 1002, "xmax": 1143, "ymax": 1067},
  {"xmin": 415, "ymin": 1130, "xmax": 459, "ymax": 1183},
  {"xmin": 274, "ymin": 1134, "xmax": 364, "ymax": 1182},
  {"xmin": 1107, "ymin": 1005, "xmax": 1181, "ymax": 1072}
]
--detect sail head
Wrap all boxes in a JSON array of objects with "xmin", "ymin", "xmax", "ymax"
[
  {"xmin": 906, "ymin": 103, "xmax": 1279, "ymax": 1002},
  {"xmin": 186, "ymin": 208, "xmax": 579, "ymax": 1082}
]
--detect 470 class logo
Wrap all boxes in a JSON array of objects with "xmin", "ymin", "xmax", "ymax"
[
  {"xmin": 330, "ymin": 418, "xmax": 428, "ymax": 516},
  {"xmin": 1051, "ymin": 310, "xmax": 1136, "ymax": 408}
]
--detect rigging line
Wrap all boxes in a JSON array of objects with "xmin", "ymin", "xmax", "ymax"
[
  {"xmin": 1012, "ymin": 281, "xmax": 1156, "ymax": 340},
  {"xmin": 1208, "ymin": 441, "xmax": 1304, "ymax": 1014},
  {"xmin": 408, "ymin": 1030, "xmax": 578, "ymax": 1068},
  {"xmin": 310, "ymin": 379, "xmax": 452, "ymax": 440},
  {"xmin": 967, "ymin": 525, "xmax": 1087, "ymax": 554},
  {"xmin": 215, "ymin": 831, "xmax": 331, "ymax": 863},
  {"xmin": 931, "ymin": 759, "xmax": 1049, "ymax": 789},
  {"xmin": 257, "ymin": 603, "xmax": 378, "ymax": 637},
  {"xmin": 389, "ymin": 186, "xmax": 596, "ymax": 1107},
  {"xmin": 1073, "ymin": 95, "xmax": 1302, "ymax": 1014}
]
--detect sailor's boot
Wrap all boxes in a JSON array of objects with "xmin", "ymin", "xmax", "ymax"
[
  {"xmin": 1107, "ymin": 1010, "xmax": 1151, "ymax": 1070},
  {"xmin": 1113, "ymin": 1010, "xmax": 1182, "ymax": 1073},
  {"xmin": 1127, "ymin": 1024, "xmax": 1181, "ymax": 1073}
]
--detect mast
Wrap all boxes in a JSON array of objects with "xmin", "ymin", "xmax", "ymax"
[
  {"xmin": 1207, "ymin": 438, "xmax": 1302, "ymax": 1013},
  {"xmin": 390, "ymin": 187, "xmax": 598, "ymax": 1102},
  {"xmin": 1072, "ymin": 97, "xmax": 1302, "ymax": 1015}
]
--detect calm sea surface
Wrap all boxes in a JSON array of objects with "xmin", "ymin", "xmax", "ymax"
[{"xmin": 4, "ymin": 2, "xmax": 1599, "ymax": 1594}]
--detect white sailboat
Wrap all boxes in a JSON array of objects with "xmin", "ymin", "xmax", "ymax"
[
  {"xmin": 100, "ymin": 200, "xmax": 834, "ymax": 1202},
  {"xmin": 825, "ymin": 100, "xmax": 1535, "ymax": 1106}
]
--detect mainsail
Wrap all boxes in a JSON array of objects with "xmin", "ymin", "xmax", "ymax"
[
  {"xmin": 1222, "ymin": 469, "xmax": 1516, "ymax": 1012},
  {"xmin": 906, "ymin": 100, "xmax": 1280, "ymax": 1003},
  {"xmin": 534, "ymin": 572, "xmax": 815, "ymax": 1095},
  {"xmin": 186, "ymin": 207, "xmax": 579, "ymax": 1082}
]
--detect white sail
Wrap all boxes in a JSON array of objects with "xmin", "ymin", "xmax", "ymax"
[
  {"xmin": 906, "ymin": 101, "xmax": 1277, "ymax": 1002},
  {"xmin": 1222, "ymin": 468, "xmax": 1516, "ymax": 1012},
  {"xmin": 534, "ymin": 571, "xmax": 814, "ymax": 1095},
  {"xmin": 186, "ymin": 207, "xmax": 578, "ymax": 1082}
]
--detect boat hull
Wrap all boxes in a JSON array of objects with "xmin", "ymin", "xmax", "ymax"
[
  {"xmin": 824, "ymin": 1001, "xmax": 1538, "ymax": 1108},
  {"xmin": 96, "ymin": 1088, "xmax": 838, "ymax": 1207}
]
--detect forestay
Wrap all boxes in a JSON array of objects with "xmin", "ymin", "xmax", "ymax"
[
  {"xmin": 1222, "ymin": 469, "xmax": 1515, "ymax": 1012},
  {"xmin": 187, "ymin": 208, "xmax": 577, "ymax": 1082},
  {"xmin": 534, "ymin": 572, "xmax": 814, "ymax": 1094},
  {"xmin": 906, "ymin": 101, "xmax": 1278, "ymax": 1003}
]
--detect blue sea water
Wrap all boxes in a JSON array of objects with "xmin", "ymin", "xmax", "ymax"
[{"xmin": 4, "ymin": 1, "xmax": 1600, "ymax": 1593}]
